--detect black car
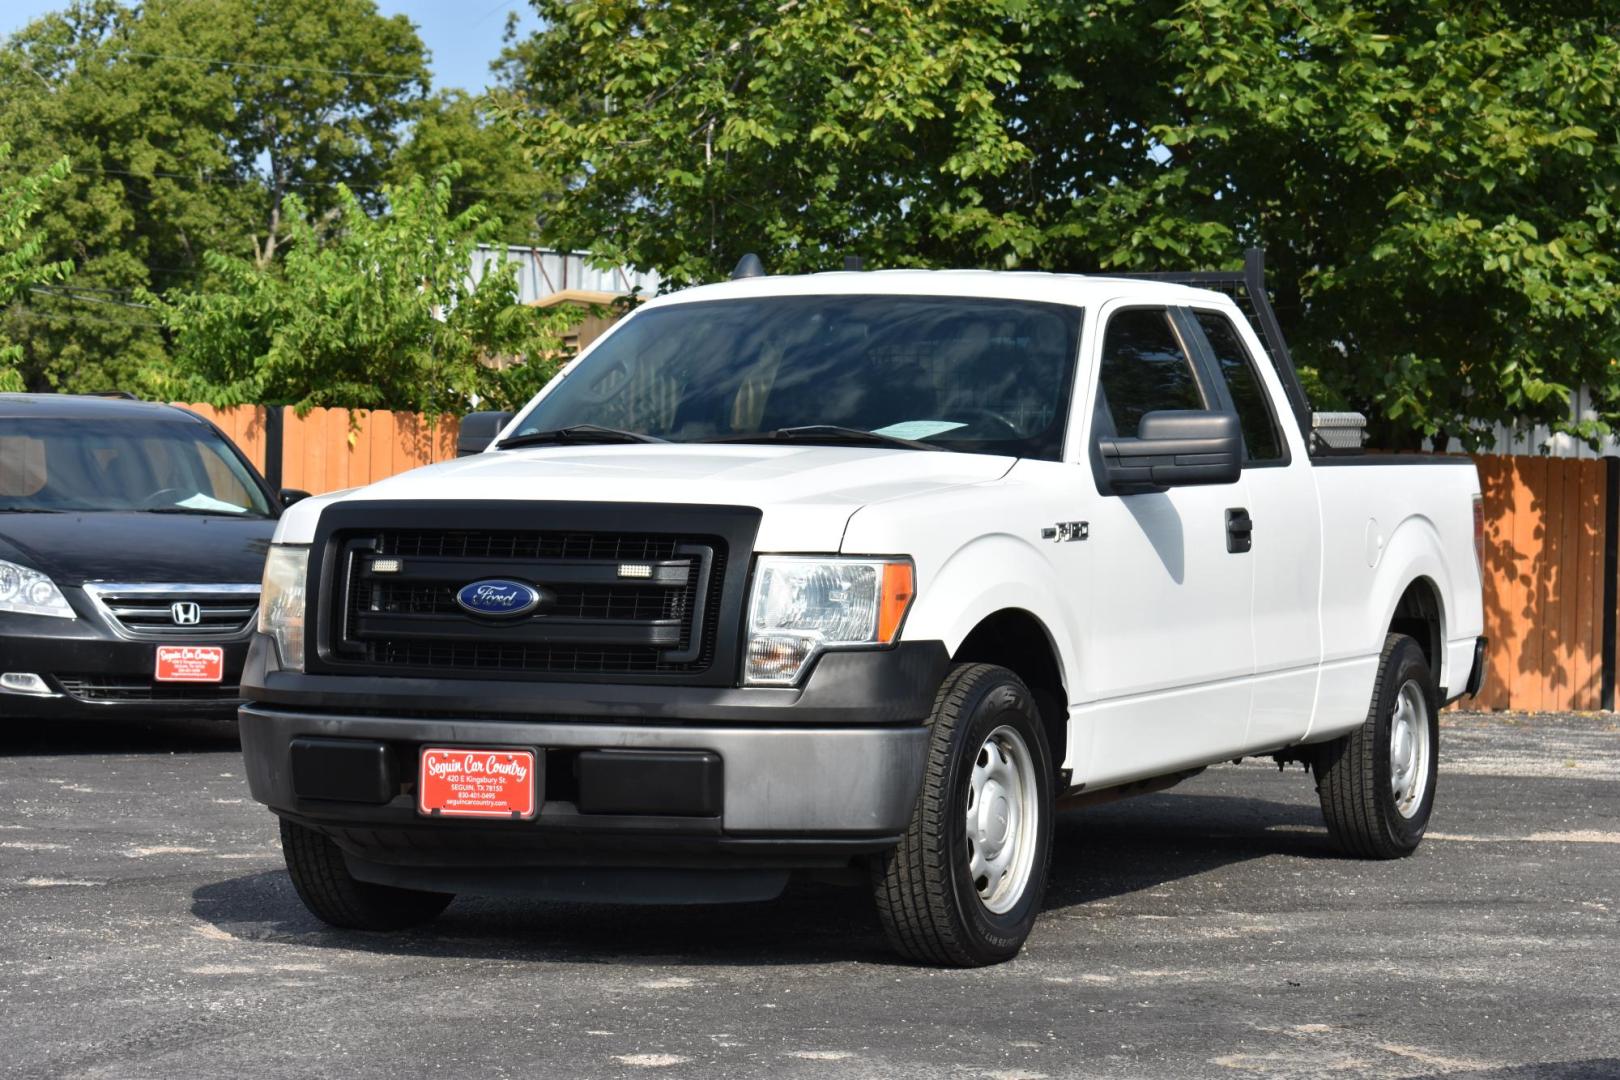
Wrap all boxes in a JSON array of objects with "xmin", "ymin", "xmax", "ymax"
[{"xmin": 0, "ymin": 394, "xmax": 294, "ymax": 719}]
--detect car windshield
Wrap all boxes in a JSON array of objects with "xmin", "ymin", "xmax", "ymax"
[
  {"xmin": 509, "ymin": 295, "xmax": 1083, "ymax": 460},
  {"xmin": 0, "ymin": 417, "xmax": 273, "ymax": 516}
]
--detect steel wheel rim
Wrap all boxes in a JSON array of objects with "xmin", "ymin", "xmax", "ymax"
[
  {"xmin": 965, "ymin": 724, "xmax": 1039, "ymax": 915},
  {"xmin": 1389, "ymin": 679, "xmax": 1431, "ymax": 818}
]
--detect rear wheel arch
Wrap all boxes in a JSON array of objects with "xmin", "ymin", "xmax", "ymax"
[
  {"xmin": 951, "ymin": 608, "xmax": 1068, "ymax": 775},
  {"xmin": 1389, "ymin": 576, "xmax": 1445, "ymax": 681}
]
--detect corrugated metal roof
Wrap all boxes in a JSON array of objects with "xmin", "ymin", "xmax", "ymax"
[{"xmin": 469, "ymin": 246, "xmax": 660, "ymax": 306}]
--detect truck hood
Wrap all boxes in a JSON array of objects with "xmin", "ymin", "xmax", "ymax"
[
  {"xmin": 0, "ymin": 512, "xmax": 275, "ymax": 587},
  {"xmin": 279, "ymin": 444, "xmax": 1015, "ymax": 551}
]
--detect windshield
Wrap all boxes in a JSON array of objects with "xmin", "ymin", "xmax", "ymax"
[
  {"xmin": 0, "ymin": 417, "xmax": 273, "ymax": 516},
  {"xmin": 511, "ymin": 295, "xmax": 1083, "ymax": 460}
]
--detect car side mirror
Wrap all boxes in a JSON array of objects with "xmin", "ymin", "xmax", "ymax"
[
  {"xmin": 1097, "ymin": 410, "xmax": 1241, "ymax": 495},
  {"xmin": 279, "ymin": 488, "xmax": 312, "ymax": 508},
  {"xmin": 457, "ymin": 411, "xmax": 516, "ymax": 457}
]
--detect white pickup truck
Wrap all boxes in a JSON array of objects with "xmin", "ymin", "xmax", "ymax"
[{"xmin": 241, "ymin": 252, "xmax": 1486, "ymax": 966}]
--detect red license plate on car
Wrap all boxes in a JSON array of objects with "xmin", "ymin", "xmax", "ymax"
[
  {"xmin": 154, "ymin": 645, "xmax": 224, "ymax": 682},
  {"xmin": 418, "ymin": 747, "xmax": 539, "ymax": 820}
]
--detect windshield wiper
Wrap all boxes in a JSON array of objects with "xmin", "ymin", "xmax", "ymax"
[
  {"xmin": 702, "ymin": 425, "xmax": 943, "ymax": 452},
  {"xmin": 496, "ymin": 425, "xmax": 667, "ymax": 449},
  {"xmin": 0, "ymin": 507, "xmax": 65, "ymax": 513},
  {"xmin": 142, "ymin": 507, "xmax": 256, "ymax": 516}
]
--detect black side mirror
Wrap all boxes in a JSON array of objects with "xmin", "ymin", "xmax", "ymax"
[
  {"xmin": 457, "ymin": 411, "xmax": 516, "ymax": 457},
  {"xmin": 279, "ymin": 488, "xmax": 312, "ymax": 508},
  {"xmin": 1098, "ymin": 410, "xmax": 1241, "ymax": 495}
]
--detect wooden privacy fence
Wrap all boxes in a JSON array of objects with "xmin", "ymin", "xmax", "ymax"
[
  {"xmin": 177, "ymin": 404, "xmax": 1619, "ymax": 714},
  {"xmin": 1473, "ymin": 454, "xmax": 1612, "ymax": 713},
  {"xmin": 178, "ymin": 403, "xmax": 459, "ymax": 494}
]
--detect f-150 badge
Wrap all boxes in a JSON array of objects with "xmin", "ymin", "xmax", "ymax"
[{"xmin": 1041, "ymin": 521, "xmax": 1088, "ymax": 542}]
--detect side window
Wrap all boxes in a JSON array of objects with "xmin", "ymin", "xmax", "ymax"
[
  {"xmin": 1193, "ymin": 311, "xmax": 1283, "ymax": 462},
  {"xmin": 1095, "ymin": 308, "xmax": 1205, "ymax": 437}
]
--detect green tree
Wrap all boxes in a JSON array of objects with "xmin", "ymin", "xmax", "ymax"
[
  {"xmin": 388, "ymin": 90, "xmax": 551, "ymax": 245},
  {"xmin": 0, "ymin": 0, "xmax": 430, "ymax": 392},
  {"xmin": 148, "ymin": 171, "xmax": 576, "ymax": 416},
  {"xmin": 501, "ymin": 0, "xmax": 1620, "ymax": 448},
  {"xmin": 0, "ymin": 145, "xmax": 73, "ymax": 392}
]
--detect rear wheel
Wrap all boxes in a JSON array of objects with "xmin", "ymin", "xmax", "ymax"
[
  {"xmin": 873, "ymin": 663, "xmax": 1055, "ymax": 966},
  {"xmin": 1313, "ymin": 634, "xmax": 1439, "ymax": 858},
  {"xmin": 279, "ymin": 818, "xmax": 453, "ymax": 930}
]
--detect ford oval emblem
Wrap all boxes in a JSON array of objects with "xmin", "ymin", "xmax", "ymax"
[{"xmin": 455, "ymin": 579, "xmax": 544, "ymax": 618}]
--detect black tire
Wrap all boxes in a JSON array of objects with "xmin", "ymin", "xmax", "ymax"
[
  {"xmin": 873, "ymin": 663, "xmax": 1055, "ymax": 966},
  {"xmin": 279, "ymin": 818, "xmax": 454, "ymax": 931},
  {"xmin": 1313, "ymin": 633, "xmax": 1439, "ymax": 859}
]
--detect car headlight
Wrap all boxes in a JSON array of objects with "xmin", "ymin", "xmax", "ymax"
[
  {"xmin": 258, "ymin": 544, "xmax": 309, "ymax": 672},
  {"xmin": 0, "ymin": 559, "xmax": 75, "ymax": 619},
  {"xmin": 744, "ymin": 556, "xmax": 915, "ymax": 686}
]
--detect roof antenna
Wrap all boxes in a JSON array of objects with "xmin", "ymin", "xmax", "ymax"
[
  {"xmin": 731, "ymin": 253, "xmax": 766, "ymax": 280},
  {"xmin": 843, "ymin": 255, "xmax": 863, "ymax": 271}
]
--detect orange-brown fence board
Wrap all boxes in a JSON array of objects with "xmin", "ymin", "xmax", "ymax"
[
  {"xmin": 179, "ymin": 403, "xmax": 459, "ymax": 495},
  {"xmin": 1471, "ymin": 454, "xmax": 1606, "ymax": 713},
  {"xmin": 179, "ymin": 406, "xmax": 1616, "ymax": 713}
]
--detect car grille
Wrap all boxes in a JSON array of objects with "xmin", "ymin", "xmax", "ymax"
[
  {"xmin": 55, "ymin": 676, "xmax": 242, "ymax": 704},
  {"xmin": 82, "ymin": 584, "xmax": 260, "ymax": 640},
  {"xmin": 328, "ymin": 528, "xmax": 726, "ymax": 678}
]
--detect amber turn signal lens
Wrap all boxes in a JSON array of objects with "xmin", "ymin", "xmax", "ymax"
[{"xmin": 878, "ymin": 561, "xmax": 915, "ymax": 644}]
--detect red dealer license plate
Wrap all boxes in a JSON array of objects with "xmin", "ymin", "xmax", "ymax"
[
  {"xmin": 418, "ymin": 747, "xmax": 539, "ymax": 820},
  {"xmin": 154, "ymin": 645, "xmax": 224, "ymax": 683}
]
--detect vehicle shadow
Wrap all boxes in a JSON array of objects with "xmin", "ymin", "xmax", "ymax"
[
  {"xmin": 0, "ymin": 715, "xmax": 240, "ymax": 757},
  {"xmin": 1407, "ymin": 1064, "xmax": 1620, "ymax": 1080},
  {"xmin": 190, "ymin": 789, "xmax": 1339, "ymax": 967}
]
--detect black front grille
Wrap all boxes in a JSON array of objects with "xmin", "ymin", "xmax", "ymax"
[
  {"xmin": 56, "ymin": 676, "xmax": 242, "ymax": 703},
  {"xmin": 329, "ymin": 528, "xmax": 725, "ymax": 678}
]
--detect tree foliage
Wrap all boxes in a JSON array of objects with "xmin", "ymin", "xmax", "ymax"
[
  {"xmin": 388, "ymin": 90, "xmax": 553, "ymax": 245},
  {"xmin": 0, "ymin": 145, "xmax": 73, "ymax": 392},
  {"xmin": 0, "ymin": 0, "xmax": 431, "ymax": 393},
  {"xmin": 148, "ymin": 171, "xmax": 576, "ymax": 416},
  {"xmin": 502, "ymin": 0, "xmax": 1620, "ymax": 448}
]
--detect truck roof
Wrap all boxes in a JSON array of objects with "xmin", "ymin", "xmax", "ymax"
[
  {"xmin": 641, "ymin": 269, "xmax": 1231, "ymax": 311},
  {"xmin": 0, "ymin": 393, "xmax": 203, "ymax": 422}
]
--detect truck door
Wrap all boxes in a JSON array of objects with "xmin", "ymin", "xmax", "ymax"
[
  {"xmin": 1076, "ymin": 303, "xmax": 1256, "ymax": 787},
  {"xmin": 1182, "ymin": 305, "xmax": 1324, "ymax": 750}
]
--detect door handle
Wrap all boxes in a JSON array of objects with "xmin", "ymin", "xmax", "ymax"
[{"xmin": 1226, "ymin": 508, "xmax": 1253, "ymax": 554}]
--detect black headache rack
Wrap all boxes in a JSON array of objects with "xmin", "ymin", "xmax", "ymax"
[
  {"xmin": 304, "ymin": 501, "xmax": 762, "ymax": 688},
  {"xmin": 1111, "ymin": 247, "xmax": 1316, "ymax": 451}
]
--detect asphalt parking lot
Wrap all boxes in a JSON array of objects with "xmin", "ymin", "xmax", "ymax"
[{"xmin": 2, "ymin": 711, "xmax": 1617, "ymax": 1080}]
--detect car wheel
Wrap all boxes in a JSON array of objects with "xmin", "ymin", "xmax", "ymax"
[
  {"xmin": 873, "ymin": 663, "xmax": 1055, "ymax": 966},
  {"xmin": 279, "ymin": 818, "xmax": 453, "ymax": 931},
  {"xmin": 1313, "ymin": 633, "xmax": 1439, "ymax": 858}
]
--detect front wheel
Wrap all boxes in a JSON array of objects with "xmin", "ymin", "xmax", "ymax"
[
  {"xmin": 1313, "ymin": 633, "xmax": 1439, "ymax": 858},
  {"xmin": 280, "ymin": 818, "xmax": 454, "ymax": 931},
  {"xmin": 873, "ymin": 663, "xmax": 1055, "ymax": 966}
]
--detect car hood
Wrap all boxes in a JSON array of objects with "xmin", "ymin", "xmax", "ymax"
[
  {"xmin": 0, "ymin": 512, "xmax": 276, "ymax": 587},
  {"xmin": 277, "ymin": 444, "xmax": 1016, "ymax": 551}
]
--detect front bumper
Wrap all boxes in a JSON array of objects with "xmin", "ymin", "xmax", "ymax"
[
  {"xmin": 0, "ymin": 612, "xmax": 248, "ymax": 719},
  {"xmin": 239, "ymin": 640, "xmax": 948, "ymax": 889}
]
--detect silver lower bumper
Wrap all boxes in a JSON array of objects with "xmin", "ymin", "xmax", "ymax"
[{"xmin": 240, "ymin": 704, "xmax": 929, "ymax": 836}]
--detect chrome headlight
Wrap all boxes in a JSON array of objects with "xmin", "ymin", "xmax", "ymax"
[
  {"xmin": 744, "ymin": 556, "xmax": 915, "ymax": 686},
  {"xmin": 258, "ymin": 544, "xmax": 309, "ymax": 672},
  {"xmin": 0, "ymin": 559, "xmax": 75, "ymax": 619}
]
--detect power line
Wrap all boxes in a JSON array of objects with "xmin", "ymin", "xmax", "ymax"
[
  {"xmin": 115, "ymin": 50, "xmax": 428, "ymax": 83},
  {"xmin": 30, "ymin": 285, "xmax": 154, "ymax": 309},
  {"xmin": 58, "ymin": 165, "xmax": 544, "ymax": 201}
]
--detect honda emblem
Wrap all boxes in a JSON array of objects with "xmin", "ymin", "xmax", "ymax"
[{"xmin": 170, "ymin": 601, "xmax": 202, "ymax": 626}]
